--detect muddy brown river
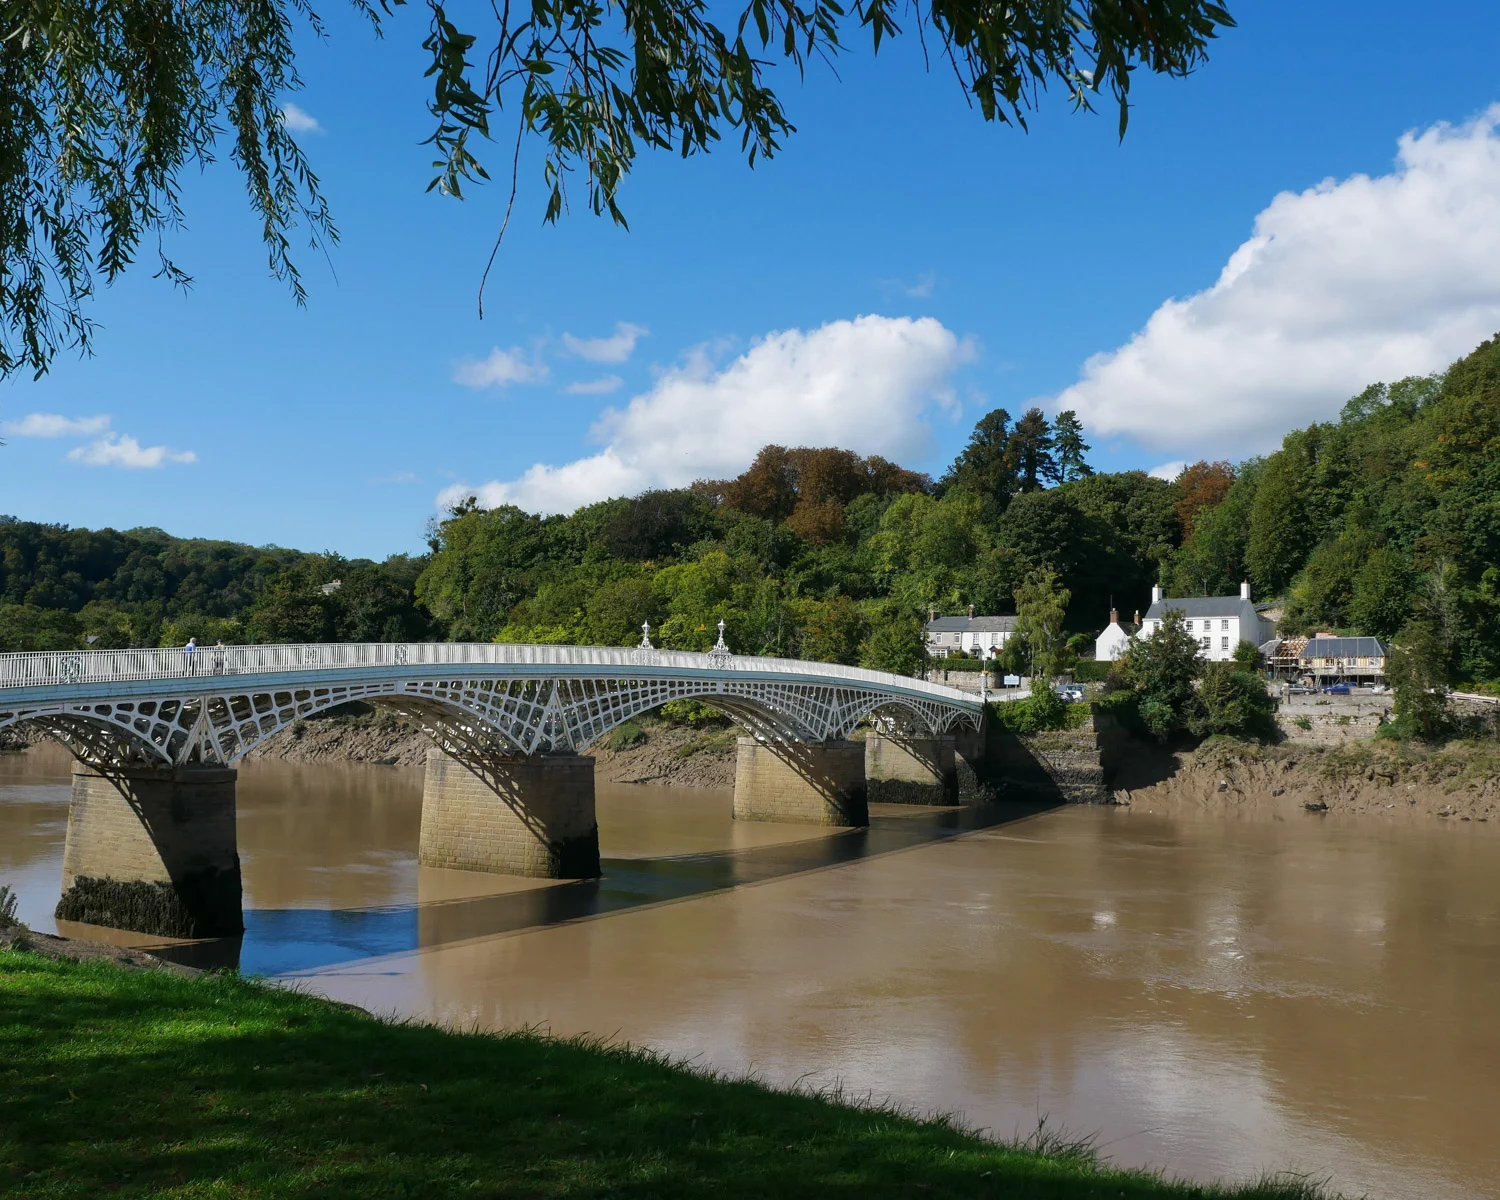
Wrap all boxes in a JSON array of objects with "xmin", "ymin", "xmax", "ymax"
[{"xmin": 3, "ymin": 743, "xmax": 1498, "ymax": 1198}]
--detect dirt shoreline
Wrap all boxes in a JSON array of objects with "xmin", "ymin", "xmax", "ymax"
[
  {"xmin": 0, "ymin": 924, "xmax": 200, "ymax": 975},
  {"xmin": 243, "ymin": 711, "xmax": 741, "ymax": 788},
  {"xmin": 1111, "ymin": 738, "xmax": 1500, "ymax": 824}
]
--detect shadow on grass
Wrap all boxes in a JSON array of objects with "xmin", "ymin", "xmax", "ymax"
[{"xmin": 0, "ymin": 952, "xmax": 1336, "ymax": 1200}]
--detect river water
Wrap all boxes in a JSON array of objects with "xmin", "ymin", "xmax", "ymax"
[{"xmin": 2, "ymin": 743, "xmax": 1497, "ymax": 1199}]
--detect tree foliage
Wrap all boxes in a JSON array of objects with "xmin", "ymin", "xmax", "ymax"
[
  {"xmin": 1172, "ymin": 460, "xmax": 1234, "ymax": 541},
  {"xmin": 1386, "ymin": 618, "xmax": 1449, "ymax": 741},
  {"xmin": 1165, "ymin": 334, "xmax": 1500, "ymax": 683},
  {"xmin": 1, "ymin": 0, "xmax": 343, "ymax": 378},
  {"xmin": 1108, "ymin": 609, "xmax": 1201, "ymax": 741},
  {"xmin": 1051, "ymin": 410, "xmax": 1093, "ymax": 483},
  {"xmin": 1, "ymin": 0, "xmax": 1235, "ymax": 378},
  {"xmin": 1013, "ymin": 566, "xmax": 1069, "ymax": 678}
]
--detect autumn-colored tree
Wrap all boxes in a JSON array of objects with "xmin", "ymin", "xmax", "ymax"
[
  {"xmin": 786, "ymin": 448, "xmax": 868, "ymax": 506},
  {"xmin": 1172, "ymin": 460, "xmax": 1235, "ymax": 540},
  {"xmin": 863, "ymin": 456, "xmax": 933, "ymax": 497},
  {"xmin": 784, "ymin": 498, "xmax": 848, "ymax": 546},
  {"xmin": 721, "ymin": 446, "xmax": 798, "ymax": 521}
]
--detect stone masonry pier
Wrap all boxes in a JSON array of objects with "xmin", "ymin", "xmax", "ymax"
[
  {"xmin": 419, "ymin": 748, "xmax": 601, "ymax": 878},
  {"xmin": 55, "ymin": 763, "xmax": 243, "ymax": 938},
  {"xmin": 864, "ymin": 733, "xmax": 958, "ymax": 805},
  {"xmin": 732, "ymin": 737, "xmax": 868, "ymax": 826}
]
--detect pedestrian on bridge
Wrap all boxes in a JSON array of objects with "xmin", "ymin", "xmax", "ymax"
[{"xmin": 184, "ymin": 637, "xmax": 197, "ymax": 675}]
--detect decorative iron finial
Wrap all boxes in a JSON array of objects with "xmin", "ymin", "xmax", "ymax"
[
  {"xmin": 639, "ymin": 620, "xmax": 654, "ymax": 650},
  {"xmin": 707, "ymin": 618, "xmax": 733, "ymax": 666}
]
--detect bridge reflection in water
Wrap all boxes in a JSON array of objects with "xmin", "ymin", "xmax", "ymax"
[{"xmin": 157, "ymin": 797, "xmax": 1054, "ymax": 976}]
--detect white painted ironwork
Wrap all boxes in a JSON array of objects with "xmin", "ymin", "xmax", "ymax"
[
  {"xmin": 706, "ymin": 619, "xmax": 733, "ymax": 668},
  {"xmin": 0, "ymin": 641, "xmax": 981, "ymax": 770}
]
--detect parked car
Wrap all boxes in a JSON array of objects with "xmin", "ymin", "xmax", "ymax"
[
  {"xmin": 1322, "ymin": 684, "xmax": 1352, "ymax": 695},
  {"xmin": 1054, "ymin": 685, "xmax": 1085, "ymax": 703},
  {"xmin": 1288, "ymin": 684, "xmax": 1315, "ymax": 695}
]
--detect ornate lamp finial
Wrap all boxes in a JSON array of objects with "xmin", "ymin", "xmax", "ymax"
[
  {"xmin": 639, "ymin": 620, "xmax": 654, "ymax": 650},
  {"xmin": 707, "ymin": 618, "xmax": 732, "ymax": 666}
]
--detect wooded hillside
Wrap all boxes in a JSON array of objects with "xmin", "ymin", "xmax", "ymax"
[{"xmin": 3, "ymin": 334, "xmax": 1497, "ymax": 684}]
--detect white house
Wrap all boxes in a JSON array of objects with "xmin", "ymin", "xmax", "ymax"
[
  {"xmin": 1139, "ymin": 582, "xmax": 1276, "ymax": 662},
  {"xmin": 1093, "ymin": 609, "xmax": 1136, "ymax": 661},
  {"xmin": 924, "ymin": 609, "xmax": 1017, "ymax": 659}
]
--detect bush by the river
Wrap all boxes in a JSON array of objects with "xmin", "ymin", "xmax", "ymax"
[{"xmin": 1099, "ymin": 611, "xmax": 1276, "ymax": 745}]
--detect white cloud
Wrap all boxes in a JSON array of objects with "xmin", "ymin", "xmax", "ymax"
[
  {"xmin": 1, "ymin": 413, "xmax": 110, "ymax": 438},
  {"xmin": 560, "ymin": 322, "xmax": 648, "ymax": 364},
  {"xmin": 370, "ymin": 471, "xmax": 419, "ymax": 484},
  {"xmin": 562, "ymin": 374, "xmax": 624, "ymax": 396},
  {"xmin": 906, "ymin": 272, "xmax": 936, "ymax": 299},
  {"xmin": 453, "ymin": 346, "xmax": 550, "ymax": 388},
  {"xmin": 877, "ymin": 272, "xmax": 936, "ymax": 300},
  {"xmin": 279, "ymin": 103, "xmax": 323, "ymax": 134},
  {"xmin": 1047, "ymin": 105, "xmax": 1500, "ymax": 456},
  {"xmin": 67, "ymin": 435, "xmax": 196, "ymax": 469},
  {"xmin": 1148, "ymin": 460, "xmax": 1187, "ymax": 482},
  {"xmin": 439, "ymin": 315, "xmax": 968, "ymax": 515}
]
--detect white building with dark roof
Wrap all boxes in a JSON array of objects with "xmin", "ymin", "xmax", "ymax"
[
  {"xmin": 924, "ymin": 609, "xmax": 1017, "ymax": 659},
  {"xmin": 1139, "ymin": 582, "xmax": 1276, "ymax": 662},
  {"xmin": 1093, "ymin": 609, "xmax": 1137, "ymax": 662}
]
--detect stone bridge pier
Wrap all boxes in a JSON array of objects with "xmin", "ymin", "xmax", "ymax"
[
  {"xmin": 864, "ymin": 733, "xmax": 959, "ymax": 805},
  {"xmin": 732, "ymin": 737, "xmax": 869, "ymax": 826},
  {"xmin": 419, "ymin": 748, "xmax": 601, "ymax": 878},
  {"xmin": 55, "ymin": 762, "xmax": 244, "ymax": 938}
]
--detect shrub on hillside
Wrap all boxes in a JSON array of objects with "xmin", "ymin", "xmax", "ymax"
[
  {"xmin": 989, "ymin": 678, "xmax": 1077, "ymax": 734},
  {"xmin": 1189, "ymin": 662, "xmax": 1277, "ymax": 742},
  {"xmin": 1072, "ymin": 659, "xmax": 1112, "ymax": 682},
  {"xmin": 605, "ymin": 721, "xmax": 647, "ymax": 751},
  {"xmin": 658, "ymin": 699, "xmax": 727, "ymax": 726}
]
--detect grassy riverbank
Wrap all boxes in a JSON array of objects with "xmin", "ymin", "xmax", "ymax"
[{"xmin": 0, "ymin": 950, "xmax": 1331, "ymax": 1199}]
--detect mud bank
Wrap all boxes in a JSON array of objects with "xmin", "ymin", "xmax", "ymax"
[
  {"xmin": 1112, "ymin": 738, "xmax": 1500, "ymax": 823},
  {"xmin": 245, "ymin": 708, "xmax": 740, "ymax": 787}
]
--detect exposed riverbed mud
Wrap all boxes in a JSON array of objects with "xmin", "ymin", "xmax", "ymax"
[
  {"xmin": 244, "ymin": 708, "xmax": 740, "ymax": 787},
  {"xmin": 1112, "ymin": 737, "xmax": 1500, "ymax": 823}
]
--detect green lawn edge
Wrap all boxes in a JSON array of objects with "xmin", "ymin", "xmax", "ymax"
[{"xmin": 0, "ymin": 951, "xmax": 1335, "ymax": 1199}]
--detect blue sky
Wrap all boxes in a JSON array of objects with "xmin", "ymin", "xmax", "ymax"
[{"xmin": 3, "ymin": 1, "xmax": 1500, "ymax": 560}]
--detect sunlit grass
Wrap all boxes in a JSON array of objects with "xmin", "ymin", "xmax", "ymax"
[{"xmin": 0, "ymin": 951, "xmax": 1336, "ymax": 1198}]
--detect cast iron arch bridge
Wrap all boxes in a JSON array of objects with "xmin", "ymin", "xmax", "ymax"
[{"xmin": 0, "ymin": 640, "xmax": 984, "ymax": 771}]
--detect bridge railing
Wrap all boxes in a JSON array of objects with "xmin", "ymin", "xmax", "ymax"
[{"xmin": 0, "ymin": 641, "xmax": 981, "ymax": 705}]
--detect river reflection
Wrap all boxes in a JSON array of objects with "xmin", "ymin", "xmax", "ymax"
[{"xmin": 2, "ymin": 742, "xmax": 1498, "ymax": 1198}]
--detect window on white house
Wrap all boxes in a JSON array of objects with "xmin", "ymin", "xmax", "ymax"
[
  {"xmin": 1186, "ymin": 620, "xmax": 1194, "ymax": 631},
  {"xmin": 1221, "ymin": 619, "xmax": 1229, "ymax": 630},
  {"xmin": 1199, "ymin": 637, "xmax": 1210, "ymax": 650},
  {"xmin": 1221, "ymin": 637, "xmax": 1229, "ymax": 650}
]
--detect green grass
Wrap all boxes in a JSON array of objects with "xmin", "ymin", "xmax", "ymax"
[{"xmin": 0, "ymin": 952, "xmax": 1333, "ymax": 1199}]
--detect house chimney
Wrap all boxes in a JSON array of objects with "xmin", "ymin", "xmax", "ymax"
[
  {"xmin": 1151, "ymin": 583, "xmax": 1163, "ymax": 604},
  {"xmin": 1133, "ymin": 609, "xmax": 1140, "ymax": 625},
  {"xmin": 968, "ymin": 604, "xmax": 975, "ymax": 619},
  {"xmin": 1109, "ymin": 608, "xmax": 1119, "ymax": 625},
  {"xmin": 1240, "ymin": 580, "xmax": 1251, "ymax": 601},
  {"xmin": 929, "ymin": 608, "xmax": 938, "ymax": 622}
]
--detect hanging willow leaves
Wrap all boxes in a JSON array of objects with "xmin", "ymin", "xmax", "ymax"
[{"xmin": 0, "ymin": 0, "xmax": 1233, "ymax": 379}]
